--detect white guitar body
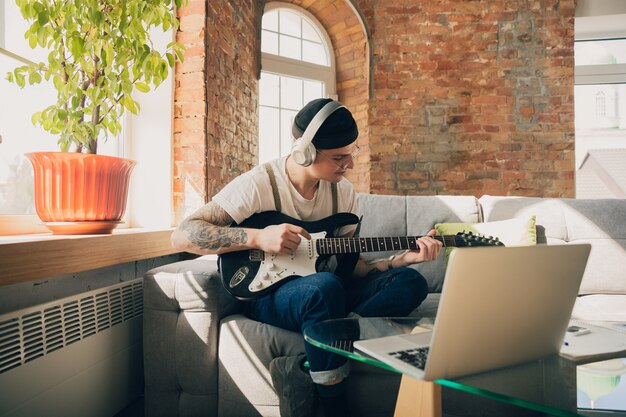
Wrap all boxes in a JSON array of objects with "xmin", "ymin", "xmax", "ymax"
[{"xmin": 247, "ymin": 231, "xmax": 327, "ymax": 293}]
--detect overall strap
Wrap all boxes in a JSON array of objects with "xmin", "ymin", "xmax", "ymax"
[
  {"xmin": 263, "ymin": 163, "xmax": 281, "ymax": 212},
  {"xmin": 331, "ymin": 182, "xmax": 338, "ymax": 214},
  {"xmin": 265, "ymin": 162, "xmax": 338, "ymax": 214}
]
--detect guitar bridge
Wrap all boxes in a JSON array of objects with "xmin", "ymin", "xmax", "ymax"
[{"xmin": 249, "ymin": 250, "xmax": 264, "ymax": 262}]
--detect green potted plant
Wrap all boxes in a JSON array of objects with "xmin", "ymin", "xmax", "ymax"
[{"xmin": 7, "ymin": 0, "xmax": 186, "ymax": 234}]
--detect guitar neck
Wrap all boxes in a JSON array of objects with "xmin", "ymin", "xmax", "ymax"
[{"xmin": 316, "ymin": 235, "xmax": 456, "ymax": 255}]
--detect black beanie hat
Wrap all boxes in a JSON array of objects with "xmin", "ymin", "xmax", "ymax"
[{"xmin": 292, "ymin": 98, "xmax": 358, "ymax": 150}]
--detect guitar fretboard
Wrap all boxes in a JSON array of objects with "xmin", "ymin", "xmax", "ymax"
[{"xmin": 316, "ymin": 235, "xmax": 458, "ymax": 255}]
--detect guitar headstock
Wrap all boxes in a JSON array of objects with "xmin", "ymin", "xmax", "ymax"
[{"xmin": 454, "ymin": 231, "xmax": 505, "ymax": 247}]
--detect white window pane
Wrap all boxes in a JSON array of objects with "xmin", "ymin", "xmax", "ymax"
[
  {"xmin": 575, "ymin": 84, "xmax": 625, "ymax": 132},
  {"xmin": 260, "ymin": 72, "xmax": 280, "ymax": 107},
  {"xmin": 279, "ymin": 34, "xmax": 301, "ymax": 60},
  {"xmin": 303, "ymin": 80, "xmax": 325, "ymax": 104},
  {"xmin": 262, "ymin": 10, "xmax": 278, "ymax": 32},
  {"xmin": 302, "ymin": 20, "xmax": 321, "ymax": 42},
  {"xmin": 575, "ymin": 39, "xmax": 626, "ymax": 66},
  {"xmin": 281, "ymin": 76, "xmax": 303, "ymax": 111},
  {"xmin": 302, "ymin": 40, "xmax": 328, "ymax": 66},
  {"xmin": 0, "ymin": 54, "xmax": 57, "ymax": 215},
  {"xmin": 279, "ymin": 10, "xmax": 301, "ymax": 38},
  {"xmin": 281, "ymin": 109, "xmax": 298, "ymax": 156},
  {"xmin": 259, "ymin": 106, "xmax": 280, "ymax": 164},
  {"xmin": 97, "ymin": 130, "xmax": 123, "ymax": 156},
  {"xmin": 262, "ymin": 30, "xmax": 279, "ymax": 55},
  {"xmin": 574, "ymin": 83, "xmax": 626, "ymax": 198}
]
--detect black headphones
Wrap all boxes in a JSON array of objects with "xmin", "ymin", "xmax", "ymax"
[{"xmin": 291, "ymin": 100, "xmax": 345, "ymax": 167}]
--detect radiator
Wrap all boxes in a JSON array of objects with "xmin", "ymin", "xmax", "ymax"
[{"xmin": 0, "ymin": 279, "xmax": 144, "ymax": 417}]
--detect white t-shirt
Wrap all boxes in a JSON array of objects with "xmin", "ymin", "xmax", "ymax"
[{"xmin": 212, "ymin": 157, "xmax": 358, "ymax": 226}]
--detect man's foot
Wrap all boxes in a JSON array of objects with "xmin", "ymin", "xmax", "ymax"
[
  {"xmin": 270, "ymin": 353, "xmax": 316, "ymax": 417},
  {"xmin": 317, "ymin": 380, "xmax": 351, "ymax": 417}
]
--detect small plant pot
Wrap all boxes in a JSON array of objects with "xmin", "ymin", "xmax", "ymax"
[{"xmin": 26, "ymin": 152, "xmax": 136, "ymax": 234}]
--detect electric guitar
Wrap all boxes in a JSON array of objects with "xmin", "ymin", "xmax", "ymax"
[{"xmin": 218, "ymin": 211, "xmax": 504, "ymax": 300}]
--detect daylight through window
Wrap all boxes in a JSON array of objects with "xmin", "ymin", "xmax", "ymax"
[{"xmin": 259, "ymin": 4, "xmax": 336, "ymax": 164}]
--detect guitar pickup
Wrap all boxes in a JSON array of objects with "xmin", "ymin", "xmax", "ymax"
[{"xmin": 249, "ymin": 250, "xmax": 264, "ymax": 262}]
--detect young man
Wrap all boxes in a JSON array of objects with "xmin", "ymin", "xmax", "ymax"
[{"xmin": 171, "ymin": 98, "xmax": 443, "ymax": 417}]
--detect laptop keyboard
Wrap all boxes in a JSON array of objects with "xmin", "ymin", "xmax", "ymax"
[{"xmin": 389, "ymin": 347, "xmax": 430, "ymax": 370}]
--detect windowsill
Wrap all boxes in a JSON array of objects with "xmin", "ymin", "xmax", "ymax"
[{"xmin": 0, "ymin": 228, "xmax": 181, "ymax": 287}]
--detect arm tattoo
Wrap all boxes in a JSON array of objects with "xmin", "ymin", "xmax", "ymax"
[{"xmin": 180, "ymin": 202, "xmax": 248, "ymax": 250}]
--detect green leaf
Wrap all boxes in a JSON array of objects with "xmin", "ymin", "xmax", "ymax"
[
  {"xmin": 32, "ymin": 111, "xmax": 43, "ymax": 126},
  {"xmin": 37, "ymin": 10, "xmax": 49, "ymax": 26},
  {"xmin": 135, "ymin": 81, "xmax": 150, "ymax": 93},
  {"xmin": 89, "ymin": 9, "xmax": 104, "ymax": 26},
  {"xmin": 28, "ymin": 71, "xmax": 42, "ymax": 84},
  {"xmin": 166, "ymin": 52, "xmax": 175, "ymax": 68},
  {"xmin": 53, "ymin": 75, "xmax": 64, "ymax": 91},
  {"xmin": 70, "ymin": 36, "xmax": 84, "ymax": 57},
  {"xmin": 122, "ymin": 94, "xmax": 139, "ymax": 114},
  {"xmin": 15, "ymin": 73, "xmax": 26, "ymax": 88},
  {"xmin": 174, "ymin": 48, "xmax": 185, "ymax": 64}
]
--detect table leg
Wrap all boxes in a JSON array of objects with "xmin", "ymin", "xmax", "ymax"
[{"xmin": 393, "ymin": 375, "xmax": 442, "ymax": 417}]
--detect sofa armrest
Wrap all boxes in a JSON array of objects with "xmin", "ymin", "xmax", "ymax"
[{"xmin": 143, "ymin": 257, "xmax": 241, "ymax": 417}]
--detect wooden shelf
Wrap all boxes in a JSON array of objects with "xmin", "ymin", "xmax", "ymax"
[{"xmin": 0, "ymin": 229, "xmax": 180, "ymax": 286}]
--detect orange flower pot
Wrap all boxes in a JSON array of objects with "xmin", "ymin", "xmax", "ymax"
[{"xmin": 26, "ymin": 152, "xmax": 136, "ymax": 234}]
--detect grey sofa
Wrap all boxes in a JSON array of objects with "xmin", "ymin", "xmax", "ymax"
[{"xmin": 143, "ymin": 194, "xmax": 626, "ymax": 417}]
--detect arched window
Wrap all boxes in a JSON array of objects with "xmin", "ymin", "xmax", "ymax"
[
  {"xmin": 595, "ymin": 91, "xmax": 606, "ymax": 116},
  {"xmin": 259, "ymin": 3, "xmax": 335, "ymax": 163}
]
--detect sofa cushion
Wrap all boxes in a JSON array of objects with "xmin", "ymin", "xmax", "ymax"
[
  {"xmin": 434, "ymin": 216, "xmax": 537, "ymax": 262},
  {"xmin": 356, "ymin": 194, "xmax": 408, "ymax": 249},
  {"xmin": 572, "ymin": 294, "xmax": 626, "ymax": 322},
  {"xmin": 217, "ymin": 315, "xmax": 304, "ymax": 416},
  {"xmin": 217, "ymin": 314, "xmax": 401, "ymax": 417},
  {"xmin": 143, "ymin": 258, "xmax": 241, "ymax": 417},
  {"xmin": 357, "ymin": 194, "xmax": 481, "ymax": 292},
  {"xmin": 406, "ymin": 195, "xmax": 482, "ymax": 292},
  {"xmin": 479, "ymin": 196, "xmax": 626, "ymax": 295}
]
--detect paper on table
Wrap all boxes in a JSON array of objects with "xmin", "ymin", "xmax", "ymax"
[{"xmin": 560, "ymin": 320, "xmax": 626, "ymax": 363}]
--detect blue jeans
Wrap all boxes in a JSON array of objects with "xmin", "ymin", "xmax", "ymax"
[{"xmin": 245, "ymin": 267, "xmax": 428, "ymax": 384}]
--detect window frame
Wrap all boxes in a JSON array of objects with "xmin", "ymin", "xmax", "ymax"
[
  {"xmin": 574, "ymin": 8, "xmax": 626, "ymax": 198},
  {"xmin": 259, "ymin": 2, "xmax": 337, "ymax": 164}
]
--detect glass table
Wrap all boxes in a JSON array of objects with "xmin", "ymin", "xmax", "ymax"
[{"xmin": 304, "ymin": 317, "xmax": 626, "ymax": 417}]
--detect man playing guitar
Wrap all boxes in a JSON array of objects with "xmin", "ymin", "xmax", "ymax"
[{"xmin": 171, "ymin": 98, "xmax": 443, "ymax": 417}]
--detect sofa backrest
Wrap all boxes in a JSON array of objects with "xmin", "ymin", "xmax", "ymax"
[
  {"xmin": 479, "ymin": 196, "xmax": 626, "ymax": 295},
  {"xmin": 356, "ymin": 194, "xmax": 481, "ymax": 292},
  {"xmin": 356, "ymin": 193, "xmax": 626, "ymax": 296}
]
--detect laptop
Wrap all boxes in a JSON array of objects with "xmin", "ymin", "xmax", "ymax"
[{"xmin": 353, "ymin": 244, "xmax": 591, "ymax": 381}]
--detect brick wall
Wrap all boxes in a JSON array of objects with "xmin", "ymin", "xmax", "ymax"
[
  {"xmin": 173, "ymin": 0, "xmax": 261, "ymax": 223},
  {"xmin": 172, "ymin": 0, "xmax": 575, "ymax": 222},
  {"xmin": 357, "ymin": 0, "xmax": 575, "ymax": 197}
]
